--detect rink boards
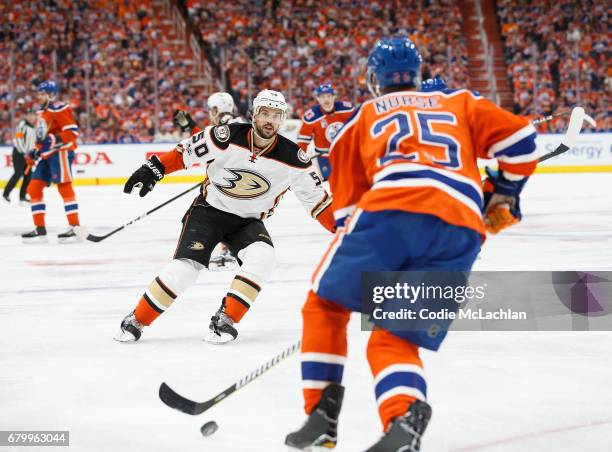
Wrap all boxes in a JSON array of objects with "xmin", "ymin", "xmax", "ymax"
[{"xmin": 1, "ymin": 132, "xmax": 611, "ymax": 187}]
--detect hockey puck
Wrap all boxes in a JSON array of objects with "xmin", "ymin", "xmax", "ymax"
[{"xmin": 200, "ymin": 421, "xmax": 218, "ymax": 437}]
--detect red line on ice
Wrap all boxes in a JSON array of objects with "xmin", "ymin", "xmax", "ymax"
[{"xmin": 454, "ymin": 418, "xmax": 612, "ymax": 451}]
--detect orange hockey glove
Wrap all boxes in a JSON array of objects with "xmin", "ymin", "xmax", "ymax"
[{"xmin": 482, "ymin": 167, "xmax": 528, "ymax": 235}]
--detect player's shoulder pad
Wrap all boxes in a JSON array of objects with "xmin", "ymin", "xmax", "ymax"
[
  {"xmin": 441, "ymin": 88, "xmax": 483, "ymax": 99},
  {"xmin": 268, "ymin": 135, "xmax": 312, "ymax": 168},
  {"xmin": 343, "ymin": 103, "xmax": 362, "ymax": 126},
  {"xmin": 209, "ymin": 122, "xmax": 250, "ymax": 149},
  {"xmin": 334, "ymin": 100, "xmax": 353, "ymax": 111},
  {"xmin": 302, "ymin": 105, "xmax": 324, "ymax": 124}
]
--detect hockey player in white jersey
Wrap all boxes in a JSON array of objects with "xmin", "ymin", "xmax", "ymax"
[
  {"xmin": 207, "ymin": 92, "xmax": 244, "ymax": 126},
  {"xmin": 116, "ymin": 90, "xmax": 335, "ymax": 344},
  {"xmin": 173, "ymin": 91, "xmax": 244, "ymax": 135}
]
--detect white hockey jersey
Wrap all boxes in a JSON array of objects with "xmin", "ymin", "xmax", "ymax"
[{"xmin": 177, "ymin": 123, "xmax": 332, "ymax": 221}]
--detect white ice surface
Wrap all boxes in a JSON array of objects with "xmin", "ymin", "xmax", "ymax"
[{"xmin": 1, "ymin": 173, "xmax": 611, "ymax": 452}]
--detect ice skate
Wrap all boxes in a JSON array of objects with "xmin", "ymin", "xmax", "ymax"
[
  {"xmin": 364, "ymin": 400, "xmax": 432, "ymax": 452},
  {"xmin": 205, "ymin": 300, "xmax": 238, "ymax": 344},
  {"xmin": 21, "ymin": 226, "xmax": 48, "ymax": 244},
  {"xmin": 114, "ymin": 311, "xmax": 143, "ymax": 342},
  {"xmin": 2, "ymin": 194, "xmax": 10, "ymax": 204},
  {"xmin": 208, "ymin": 245, "xmax": 238, "ymax": 271},
  {"xmin": 57, "ymin": 226, "xmax": 83, "ymax": 244},
  {"xmin": 285, "ymin": 384, "xmax": 344, "ymax": 450}
]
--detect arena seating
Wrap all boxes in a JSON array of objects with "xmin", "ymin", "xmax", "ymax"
[
  {"xmin": 183, "ymin": 0, "xmax": 470, "ymax": 119},
  {"xmin": 0, "ymin": 0, "xmax": 607, "ymax": 145},
  {"xmin": 496, "ymin": 0, "xmax": 609, "ymax": 132},
  {"xmin": 0, "ymin": 0, "xmax": 207, "ymax": 144}
]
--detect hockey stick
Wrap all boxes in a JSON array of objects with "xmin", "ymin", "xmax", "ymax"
[
  {"xmin": 482, "ymin": 107, "xmax": 594, "ymax": 180},
  {"xmin": 536, "ymin": 106, "xmax": 596, "ymax": 163},
  {"xmin": 485, "ymin": 106, "xmax": 595, "ymax": 174},
  {"xmin": 530, "ymin": 109, "xmax": 572, "ymax": 126},
  {"xmin": 25, "ymin": 142, "xmax": 66, "ymax": 175},
  {"xmin": 159, "ymin": 340, "xmax": 301, "ymax": 415},
  {"xmin": 77, "ymin": 182, "xmax": 202, "ymax": 242}
]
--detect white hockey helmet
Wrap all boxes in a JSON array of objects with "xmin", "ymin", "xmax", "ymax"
[
  {"xmin": 207, "ymin": 92, "xmax": 235, "ymax": 114},
  {"xmin": 252, "ymin": 89, "xmax": 288, "ymax": 120}
]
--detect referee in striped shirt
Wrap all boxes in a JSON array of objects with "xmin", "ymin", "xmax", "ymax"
[{"xmin": 3, "ymin": 102, "xmax": 36, "ymax": 203}]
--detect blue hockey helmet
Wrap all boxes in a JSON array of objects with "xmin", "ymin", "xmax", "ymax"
[
  {"xmin": 366, "ymin": 37, "xmax": 422, "ymax": 96},
  {"xmin": 421, "ymin": 75, "xmax": 448, "ymax": 92},
  {"xmin": 315, "ymin": 83, "xmax": 335, "ymax": 96},
  {"xmin": 37, "ymin": 80, "xmax": 58, "ymax": 96}
]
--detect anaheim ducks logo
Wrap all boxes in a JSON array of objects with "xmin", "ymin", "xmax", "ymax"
[
  {"xmin": 214, "ymin": 168, "xmax": 271, "ymax": 199},
  {"xmin": 188, "ymin": 241, "xmax": 205, "ymax": 251}
]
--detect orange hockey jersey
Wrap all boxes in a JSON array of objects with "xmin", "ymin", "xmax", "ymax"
[
  {"xmin": 38, "ymin": 102, "xmax": 79, "ymax": 157},
  {"xmin": 328, "ymin": 89, "xmax": 538, "ymax": 236},
  {"xmin": 297, "ymin": 101, "xmax": 355, "ymax": 154}
]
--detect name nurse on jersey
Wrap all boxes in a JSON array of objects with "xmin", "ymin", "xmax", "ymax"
[{"xmin": 375, "ymin": 94, "xmax": 441, "ymax": 114}]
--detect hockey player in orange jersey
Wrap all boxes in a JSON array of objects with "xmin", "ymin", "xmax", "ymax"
[
  {"xmin": 296, "ymin": 83, "xmax": 354, "ymax": 180},
  {"xmin": 22, "ymin": 81, "xmax": 81, "ymax": 243},
  {"xmin": 286, "ymin": 37, "xmax": 538, "ymax": 451}
]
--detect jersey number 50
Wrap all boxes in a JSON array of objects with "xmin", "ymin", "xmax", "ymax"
[
  {"xmin": 371, "ymin": 111, "xmax": 461, "ymax": 169},
  {"xmin": 191, "ymin": 131, "xmax": 209, "ymax": 157}
]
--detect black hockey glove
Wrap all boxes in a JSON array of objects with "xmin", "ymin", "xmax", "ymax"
[
  {"xmin": 124, "ymin": 155, "xmax": 165, "ymax": 197},
  {"xmin": 172, "ymin": 109, "xmax": 196, "ymax": 132}
]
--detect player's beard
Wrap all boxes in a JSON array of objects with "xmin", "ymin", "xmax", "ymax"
[{"xmin": 254, "ymin": 121, "xmax": 278, "ymax": 140}]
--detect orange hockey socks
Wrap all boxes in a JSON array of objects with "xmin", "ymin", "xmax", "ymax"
[
  {"xmin": 301, "ymin": 291, "xmax": 351, "ymax": 414},
  {"xmin": 367, "ymin": 328, "xmax": 426, "ymax": 430},
  {"xmin": 134, "ymin": 276, "xmax": 177, "ymax": 326},
  {"xmin": 27, "ymin": 179, "xmax": 46, "ymax": 227},
  {"xmin": 224, "ymin": 274, "xmax": 262, "ymax": 323},
  {"xmin": 57, "ymin": 182, "xmax": 79, "ymax": 226}
]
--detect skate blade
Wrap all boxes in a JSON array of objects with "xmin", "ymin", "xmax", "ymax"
[
  {"xmin": 208, "ymin": 259, "xmax": 238, "ymax": 271},
  {"xmin": 113, "ymin": 330, "xmax": 138, "ymax": 343},
  {"xmin": 287, "ymin": 445, "xmax": 336, "ymax": 452},
  {"xmin": 58, "ymin": 235, "xmax": 83, "ymax": 244},
  {"xmin": 22, "ymin": 236, "xmax": 48, "ymax": 244},
  {"xmin": 208, "ymin": 264, "xmax": 238, "ymax": 271},
  {"xmin": 204, "ymin": 331, "xmax": 236, "ymax": 345}
]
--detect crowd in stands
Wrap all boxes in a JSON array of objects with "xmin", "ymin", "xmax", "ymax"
[
  {"xmin": 0, "ymin": 0, "xmax": 206, "ymax": 145},
  {"xmin": 183, "ymin": 0, "xmax": 470, "ymax": 119},
  {"xmin": 0, "ymin": 0, "xmax": 608, "ymax": 146},
  {"xmin": 497, "ymin": 0, "xmax": 609, "ymax": 132}
]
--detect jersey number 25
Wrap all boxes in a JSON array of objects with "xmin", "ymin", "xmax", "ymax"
[{"xmin": 371, "ymin": 111, "xmax": 462, "ymax": 169}]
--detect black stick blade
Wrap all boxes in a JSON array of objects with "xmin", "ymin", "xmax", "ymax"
[
  {"xmin": 538, "ymin": 143, "xmax": 569, "ymax": 163},
  {"xmin": 159, "ymin": 382, "xmax": 209, "ymax": 415},
  {"xmin": 158, "ymin": 341, "xmax": 299, "ymax": 417},
  {"xmin": 86, "ymin": 234, "xmax": 105, "ymax": 243}
]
